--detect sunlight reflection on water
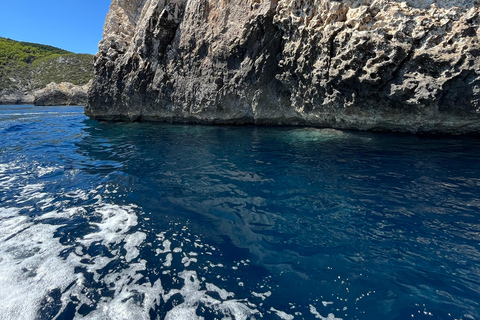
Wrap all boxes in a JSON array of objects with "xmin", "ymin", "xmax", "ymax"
[{"xmin": 0, "ymin": 105, "xmax": 479, "ymax": 320}]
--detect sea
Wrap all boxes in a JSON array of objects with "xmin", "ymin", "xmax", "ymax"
[{"xmin": 0, "ymin": 105, "xmax": 479, "ymax": 320}]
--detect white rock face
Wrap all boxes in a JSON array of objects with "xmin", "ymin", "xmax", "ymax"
[{"xmin": 87, "ymin": 0, "xmax": 480, "ymax": 133}]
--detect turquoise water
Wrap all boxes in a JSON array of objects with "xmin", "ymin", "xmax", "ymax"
[{"xmin": 0, "ymin": 105, "xmax": 479, "ymax": 320}]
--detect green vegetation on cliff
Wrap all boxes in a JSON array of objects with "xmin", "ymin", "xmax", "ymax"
[
  {"xmin": 31, "ymin": 54, "xmax": 93, "ymax": 87},
  {"xmin": 0, "ymin": 37, "xmax": 70, "ymax": 67},
  {"xmin": 0, "ymin": 37, "xmax": 94, "ymax": 94}
]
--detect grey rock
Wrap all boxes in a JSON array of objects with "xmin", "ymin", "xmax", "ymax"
[
  {"xmin": 86, "ymin": 0, "xmax": 480, "ymax": 134},
  {"xmin": 0, "ymin": 81, "xmax": 89, "ymax": 106},
  {"xmin": 34, "ymin": 82, "xmax": 90, "ymax": 106},
  {"xmin": 0, "ymin": 91, "xmax": 34, "ymax": 105}
]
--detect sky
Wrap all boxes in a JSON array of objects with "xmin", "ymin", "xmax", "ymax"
[{"xmin": 0, "ymin": 0, "xmax": 111, "ymax": 54}]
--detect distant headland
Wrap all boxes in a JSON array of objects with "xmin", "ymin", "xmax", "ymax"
[{"xmin": 0, "ymin": 37, "xmax": 93, "ymax": 106}]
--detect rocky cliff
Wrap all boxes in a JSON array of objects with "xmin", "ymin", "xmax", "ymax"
[{"xmin": 86, "ymin": 0, "xmax": 480, "ymax": 133}]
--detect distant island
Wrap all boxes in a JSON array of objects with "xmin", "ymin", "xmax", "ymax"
[{"xmin": 0, "ymin": 37, "xmax": 93, "ymax": 105}]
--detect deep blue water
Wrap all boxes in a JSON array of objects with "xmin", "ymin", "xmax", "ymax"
[{"xmin": 0, "ymin": 105, "xmax": 479, "ymax": 320}]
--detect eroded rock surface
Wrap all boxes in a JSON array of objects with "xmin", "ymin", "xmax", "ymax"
[
  {"xmin": 34, "ymin": 82, "xmax": 90, "ymax": 106},
  {"xmin": 0, "ymin": 91, "xmax": 35, "ymax": 105},
  {"xmin": 86, "ymin": 0, "xmax": 480, "ymax": 133}
]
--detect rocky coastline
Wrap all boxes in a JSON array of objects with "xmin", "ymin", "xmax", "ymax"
[
  {"xmin": 0, "ymin": 82, "xmax": 89, "ymax": 106},
  {"xmin": 0, "ymin": 38, "xmax": 93, "ymax": 107},
  {"xmin": 33, "ymin": 82, "xmax": 90, "ymax": 106},
  {"xmin": 86, "ymin": 0, "xmax": 480, "ymax": 134}
]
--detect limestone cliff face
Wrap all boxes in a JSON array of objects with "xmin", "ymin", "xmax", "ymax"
[{"xmin": 86, "ymin": 0, "xmax": 480, "ymax": 133}]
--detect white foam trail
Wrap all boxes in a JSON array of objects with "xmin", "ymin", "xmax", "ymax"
[
  {"xmin": 164, "ymin": 253, "xmax": 173, "ymax": 267},
  {"xmin": 80, "ymin": 204, "xmax": 139, "ymax": 246},
  {"xmin": 0, "ymin": 207, "xmax": 20, "ymax": 219},
  {"xmin": 0, "ymin": 199, "xmax": 297, "ymax": 320},
  {"xmin": 206, "ymin": 283, "xmax": 235, "ymax": 300},
  {"xmin": 0, "ymin": 217, "xmax": 78, "ymax": 320},
  {"xmin": 309, "ymin": 305, "xmax": 343, "ymax": 320},
  {"xmin": 82, "ymin": 261, "xmax": 163, "ymax": 320},
  {"xmin": 0, "ymin": 166, "xmax": 151, "ymax": 320},
  {"xmin": 164, "ymin": 271, "xmax": 258, "ymax": 320},
  {"xmin": 270, "ymin": 307, "xmax": 295, "ymax": 320},
  {"xmin": 252, "ymin": 291, "xmax": 271, "ymax": 300},
  {"xmin": 124, "ymin": 232, "xmax": 147, "ymax": 262},
  {"xmin": 181, "ymin": 255, "xmax": 197, "ymax": 267},
  {"xmin": 161, "ymin": 239, "xmax": 172, "ymax": 253},
  {"xmin": 0, "ymin": 160, "xmax": 301, "ymax": 320}
]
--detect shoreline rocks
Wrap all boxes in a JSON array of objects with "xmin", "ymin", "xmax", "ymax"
[
  {"xmin": 33, "ymin": 82, "xmax": 90, "ymax": 106},
  {"xmin": 0, "ymin": 82, "xmax": 90, "ymax": 106},
  {"xmin": 0, "ymin": 91, "xmax": 35, "ymax": 105},
  {"xmin": 86, "ymin": 0, "xmax": 480, "ymax": 134}
]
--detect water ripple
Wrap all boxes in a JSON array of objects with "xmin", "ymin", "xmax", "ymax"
[{"xmin": 0, "ymin": 106, "xmax": 479, "ymax": 319}]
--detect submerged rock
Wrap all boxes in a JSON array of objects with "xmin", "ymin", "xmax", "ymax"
[
  {"xmin": 288, "ymin": 128, "xmax": 347, "ymax": 142},
  {"xmin": 34, "ymin": 82, "xmax": 90, "ymax": 106},
  {"xmin": 86, "ymin": 0, "xmax": 480, "ymax": 134}
]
